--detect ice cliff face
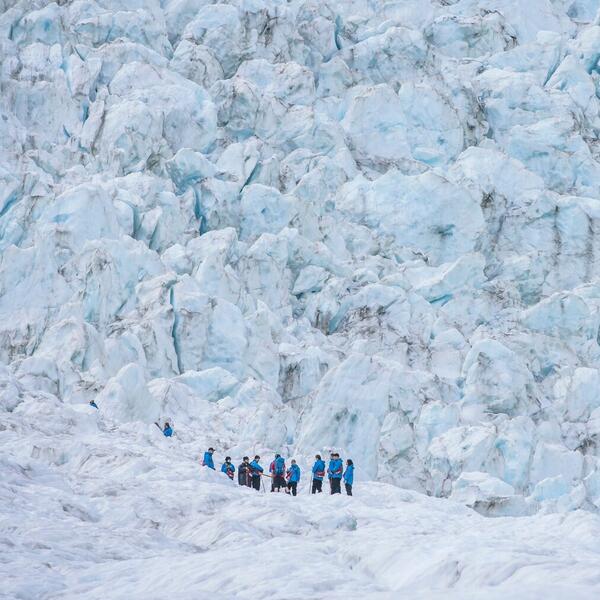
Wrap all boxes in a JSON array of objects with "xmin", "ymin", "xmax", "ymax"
[{"xmin": 2, "ymin": 0, "xmax": 600, "ymax": 515}]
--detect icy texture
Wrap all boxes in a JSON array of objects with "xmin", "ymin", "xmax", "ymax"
[
  {"xmin": 2, "ymin": 409, "xmax": 600, "ymax": 599},
  {"xmin": 3, "ymin": 0, "xmax": 600, "ymax": 581}
]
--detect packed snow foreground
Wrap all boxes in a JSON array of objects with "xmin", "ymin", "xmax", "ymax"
[{"xmin": 2, "ymin": 0, "xmax": 600, "ymax": 597}]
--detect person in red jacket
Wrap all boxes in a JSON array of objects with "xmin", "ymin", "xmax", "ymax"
[
  {"xmin": 249, "ymin": 456, "xmax": 263, "ymax": 491},
  {"xmin": 269, "ymin": 454, "xmax": 286, "ymax": 492}
]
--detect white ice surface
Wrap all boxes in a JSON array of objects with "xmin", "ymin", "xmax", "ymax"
[
  {"xmin": 3, "ymin": 0, "xmax": 600, "ymax": 596},
  {"xmin": 2, "ymin": 400, "xmax": 600, "ymax": 600}
]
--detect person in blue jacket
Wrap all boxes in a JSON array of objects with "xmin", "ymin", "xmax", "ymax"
[
  {"xmin": 286, "ymin": 459, "xmax": 301, "ymax": 496},
  {"xmin": 221, "ymin": 456, "xmax": 235, "ymax": 480},
  {"xmin": 311, "ymin": 454, "xmax": 326, "ymax": 494},
  {"xmin": 343, "ymin": 459, "xmax": 354, "ymax": 496},
  {"xmin": 89, "ymin": 400, "xmax": 98, "ymax": 409},
  {"xmin": 249, "ymin": 455, "xmax": 263, "ymax": 491},
  {"xmin": 327, "ymin": 452, "xmax": 343, "ymax": 494},
  {"xmin": 162, "ymin": 422, "xmax": 173, "ymax": 437},
  {"xmin": 270, "ymin": 454, "xmax": 286, "ymax": 492},
  {"xmin": 202, "ymin": 447, "xmax": 215, "ymax": 470}
]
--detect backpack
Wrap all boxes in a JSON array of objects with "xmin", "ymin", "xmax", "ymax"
[{"xmin": 275, "ymin": 456, "xmax": 285, "ymax": 475}]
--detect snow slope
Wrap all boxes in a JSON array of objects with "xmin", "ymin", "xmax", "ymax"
[
  {"xmin": 3, "ymin": 401, "xmax": 600, "ymax": 599},
  {"xmin": 3, "ymin": 0, "xmax": 600, "ymax": 595}
]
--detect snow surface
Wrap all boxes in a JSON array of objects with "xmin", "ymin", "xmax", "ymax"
[
  {"xmin": 3, "ymin": 408, "xmax": 600, "ymax": 599},
  {"xmin": 3, "ymin": 0, "xmax": 600, "ymax": 596}
]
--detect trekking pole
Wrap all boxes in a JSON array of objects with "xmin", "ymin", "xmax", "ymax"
[{"xmin": 308, "ymin": 476, "xmax": 313, "ymax": 495}]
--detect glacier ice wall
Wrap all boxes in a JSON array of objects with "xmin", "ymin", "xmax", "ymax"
[{"xmin": 2, "ymin": 0, "xmax": 600, "ymax": 514}]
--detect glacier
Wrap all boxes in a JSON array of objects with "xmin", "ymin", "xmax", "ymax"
[{"xmin": 2, "ymin": 0, "xmax": 600, "ymax": 597}]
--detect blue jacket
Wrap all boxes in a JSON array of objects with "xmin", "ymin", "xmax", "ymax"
[
  {"xmin": 343, "ymin": 464, "xmax": 354, "ymax": 485},
  {"xmin": 202, "ymin": 451, "xmax": 215, "ymax": 470},
  {"xmin": 249, "ymin": 460, "xmax": 263, "ymax": 476},
  {"xmin": 312, "ymin": 459, "xmax": 326, "ymax": 481},
  {"xmin": 221, "ymin": 462, "xmax": 235, "ymax": 479},
  {"xmin": 89, "ymin": 401, "xmax": 98, "ymax": 409},
  {"xmin": 271, "ymin": 456, "xmax": 285, "ymax": 476},
  {"xmin": 163, "ymin": 425, "xmax": 173, "ymax": 437},
  {"xmin": 328, "ymin": 458, "xmax": 343, "ymax": 479},
  {"xmin": 287, "ymin": 464, "xmax": 301, "ymax": 483}
]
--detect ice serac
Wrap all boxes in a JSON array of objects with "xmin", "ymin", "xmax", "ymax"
[
  {"xmin": 2, "ymin": 0, "xmax": 600, "ymax": 531},
  {"xmin": 337, "ymin": 170, "xmax": 484, "ymax": 266}
]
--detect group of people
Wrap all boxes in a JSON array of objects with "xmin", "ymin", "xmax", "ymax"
[
  {"xmin": 89, "ymin": 405, "xmax": 354, "ymax": 494},
  {"xmin": 202, "ymin": 448, "xmax": 355, "ymax": 496}
]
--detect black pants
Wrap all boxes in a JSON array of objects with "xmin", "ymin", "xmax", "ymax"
[
  {"xmin": 271, "ymin": 475, "xmax": 286, "ymax": 491},
  {"xmin": 330, "ymin": 478, "xmax": 341, "ymax": 494},
  {"xmin": 287, "ymin": 481, "xmax": 297, "ymax": 496},
  {"xmin": 252, "ymin": 475, "xmax": 261, "ymax": 491},
  {"xmin": 312, "ymin": 479, "xmax": 323, "ymax": 494},
  {"xmin": 345, "ymin": 483, "xmax": 352, "ymax": 496}
]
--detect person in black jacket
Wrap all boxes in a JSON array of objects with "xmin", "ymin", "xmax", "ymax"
[{"xmin": 238, "ymin": 456, "xmax": 251, "ymax": 487}]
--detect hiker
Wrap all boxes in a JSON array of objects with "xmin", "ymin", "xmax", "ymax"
[
  {"xmin": 202, "ymin": 447, "xmax": 215, "ymax": 470},
  {"xmin": 89, "ymin": 400, "xmax": 98, "ymax": 409},
  {"xmin": 270, "ymin": 453, "xmax": 287, "ymax": 492},
  {"xmin": 343, "ymin": 459, "xmax": 354, "ymax": 496},
  {"xmin": 238, "ymin": 456, "xmax": 251, "ymax": 487},
  {"xmin": 162, "ymin": 422, "xmax": 173, "ymax": 437},
  {"xmin": 328, "ymin": 452, "xmax": 343, "ymax": 494},
  {"xmin": 221, "ymin": 456, "xmax": 235, "ymax": 480},
  {"xmin": 311, "ymin": 454, "xmax": 326, "ymax": 494},
  {"xmin": 286, "ymin": 459, "xmax": 301, "ymax": 496},
  {"xmin": 249, "ymin": 455, "xmax": 263, "ymax": 491}
]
